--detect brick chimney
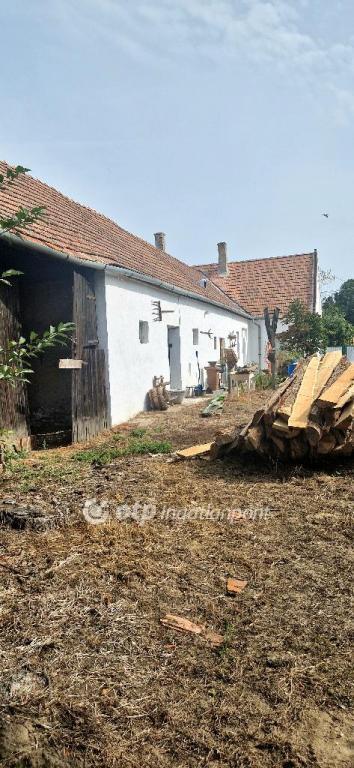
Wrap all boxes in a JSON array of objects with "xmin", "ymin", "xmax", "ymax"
[
  {"xmin": 217, "ymin": 241, "xmax": 228, "ymax": 276},
  {"xmin": 154, "ymin": 232, "xmax": 166, "ymax": 251}
]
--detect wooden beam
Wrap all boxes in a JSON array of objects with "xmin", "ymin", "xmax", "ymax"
[
  {"xmin": 246, "ymin": 425, "xmax": 264, "ymax": 451},
  {"xmin": 317, "ymin": 434, "xmax": 337, "ymax": 454},
  {"xmin": 270, "ymin": 433, "xmax": 286, "ymax": 454},
  {"xmin": 276, "ymin": 405, "xmax": 292, "ymax": 421},
  {"xmin": 288, "ymin": 356, "xmax": 321, "ymax": 428},
  {"xmin": 313, "ymin": 350, "xmax": 342, "ymax": 399},
  {"xmin": 317, "ymin": 363, "xmax": 354, "ymax": 407},
  {"xmin": 306, "ymin": 421, "xmax": 322, "ymax": 447},
  {"xmin": 272, "ymin": 417, "xmax": 290, "ymax": 432},
  {"xmin": 335, "ymin": 383, "xmax": 354, "ymax": 410},
  {"xmin": 272, "ymin": 418, "xmax": 301, "ymax": 439},
  {"xmin": 59, "ymin": 359, "xmax": 85, "ymax": 369},
  {"xmin": 250, "ymin": 374, "xmax": 295, "ymax": 427},
  {"xmin": 176, "ymin": 442, "xmax": 212, "ymax": 458},
  {"xmin": 335, "ymin": 401, "xmax": 354, "ymax": 429}
]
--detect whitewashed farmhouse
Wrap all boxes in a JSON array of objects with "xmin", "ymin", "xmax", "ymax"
[
  {"xmin": 197, "ymin": 248, "xmax": 321, "ymax": 368},
  {"xmin": 0, "ymin": 163, "xmax": 255, "ymax": 444}
]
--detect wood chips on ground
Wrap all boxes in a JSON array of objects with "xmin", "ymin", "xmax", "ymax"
[{"xmin": 0, "ymin": 391, "xmax": 353, "ymax": 767}]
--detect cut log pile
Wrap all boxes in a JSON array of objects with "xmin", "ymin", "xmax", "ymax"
[
  {"xmin": 211, "ymin": 352, "xmax": 354, "ymax": 461},
  {"xmin": 148, "ymin": 376, "xmax": 170, "ymax": 411}
]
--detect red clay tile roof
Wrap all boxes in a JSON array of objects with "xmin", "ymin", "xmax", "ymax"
[
  {"xmin": 196, "ymin": 253, "xmax": 317, "ymax": 317},
  {"xmin": 0, "ymin": 162, "xmax": 249, "ymax": 317}
]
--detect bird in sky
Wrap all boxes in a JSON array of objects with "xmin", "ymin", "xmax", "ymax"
[{"xmin": 322, "ymin": 213, "xmax": 329, "ymax": 218}]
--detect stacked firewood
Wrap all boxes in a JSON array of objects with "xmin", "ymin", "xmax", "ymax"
[{"xmin": 211, "ymin": 351, "xmax": 354, "ymax": 461}]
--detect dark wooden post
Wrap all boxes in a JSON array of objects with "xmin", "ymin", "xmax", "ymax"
[{"xmin": 264, "ymin": 306, "xmax": 280, "ymax": 389}]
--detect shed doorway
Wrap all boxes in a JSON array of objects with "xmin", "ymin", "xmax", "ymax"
[
  {"xmin": 167, "ymin": 326, "xmax": 182, "ymax": 390},
  {"xmin": 0, "ymin": 242, "xmax": 108, "ymax": 448}
]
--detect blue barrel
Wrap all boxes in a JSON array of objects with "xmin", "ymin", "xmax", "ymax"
[{"xmin": 287, "ymin": 362, "xmax": 297, "ymax": 376}]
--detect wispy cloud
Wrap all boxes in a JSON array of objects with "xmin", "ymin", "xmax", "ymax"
[{"xmin": 51, "ymin": 0, "xmax": 354, "ymax": 119}]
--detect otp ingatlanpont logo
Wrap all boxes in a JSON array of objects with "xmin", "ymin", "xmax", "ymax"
[{"xmin": 82, "ymin": 499, "xmax": 110, "ymax": 525}]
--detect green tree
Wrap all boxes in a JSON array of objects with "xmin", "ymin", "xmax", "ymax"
[
  {"xmin": 0, "ymin": 165, "xmax": 74, "ymax": 385},
  {"xmin": 322, "ymin": 305, "xmax": 354, "ymax": 348},
  {"xmin": 323, "ymin": 279, "xmax": 354, "ymax": 325},
  {"xmin": 277, "ymin": 299, "xmax": 324, "ymax": 357}
]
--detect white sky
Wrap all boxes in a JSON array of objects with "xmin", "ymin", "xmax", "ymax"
[{"xmin": 1, "ymin": 0, "xmax": 353, "ymax": 286}]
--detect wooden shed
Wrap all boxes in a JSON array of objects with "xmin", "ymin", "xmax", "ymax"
[{"xmin": 0, "ymin": 239, "xmax": 108, "ymax": 448}]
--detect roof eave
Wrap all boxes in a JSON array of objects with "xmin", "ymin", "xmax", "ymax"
[{"xmin": 2, "ymin": 232, "xmax": 254, "ymax": 320}]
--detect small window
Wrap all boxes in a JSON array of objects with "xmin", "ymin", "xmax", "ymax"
[
  {"xmin": 193, "ymin": 328, "xmax": 199, "ymax": 345},
  {"xmin": 139, "ymin": 320, "xmax": 149, "ymax": 344},
  {"xmin": 213, "ymin": 336, "xmax": 217, "ymax": 350}
]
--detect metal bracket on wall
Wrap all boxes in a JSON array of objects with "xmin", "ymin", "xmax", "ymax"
[
  {"xmin": 200, "ymin": 329, "xmax": 213, "ymax": 338},
  {"xmin": 152, "ymin": 300, "xmax": 175, "ymax": 322}
]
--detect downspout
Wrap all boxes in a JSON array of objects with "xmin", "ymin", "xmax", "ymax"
[{"xmin": 252, "ymin": 318, "xmax": 262, "ymax": 371}]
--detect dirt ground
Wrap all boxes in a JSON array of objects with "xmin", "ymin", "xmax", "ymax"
[{"xmin": 0, "ymin": 391, "xmax": 353, "ymax": 768}]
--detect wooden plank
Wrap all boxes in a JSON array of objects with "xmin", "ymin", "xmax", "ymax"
[
  {"xmin": 59, "ymin": 359, "xmax": 85, "ymax": 369},
  {"xmin": 317, "ymin": 434, "xmax": 336, "ymax": 454},
  {"xmin": 288, "ymin": 356, "xmax": 321, "ymax": 428},
  {"xmin": 246, "ymin": 425, "xmax": 264, "ymax": 451},
  {"xmin": 272, "ymin": 417, "xmax": 291, "ymax": 434},
  {"xmin": 276, "ymin": 405, "xmax": 292, "ymax": 420},
  {"xmin": 270, "ymin": 434, "xmax": 286, "ymax": 454},
  {"xmin": 290, "ymin": 437, "xmax": 307, "ymax": 460},
  {"xmin": 333, "ymin": 439, "xmax": 353, "ymax": 456},
  {"xmin": 335, "ymin": 401, "xmax": 354, "ymax": 429},
  {"xmin": 0, "ymin": 281, "xmax": 30, "ymax": 439},
  {"xmin": 272, "ymin": 418, "xmax": 301, "ymax": 439},
  {"xmin": 72, "ymin": 270, "xmax": 108, "ymax": 442},
  {"xmin": 226, "ymin": 578, "xmax": 248, "ymax": 595},
  {"xmin": 250, "ymin": 375, "xmax": 294, "ymax": 426},
  {"xmin": 210, "ymin": 431, "xmax": 236, "ymax": 456},
  {"xmin": 313, "ymin": 350, "xmax": 343, "ymax": 399},
  {"xmin": 176, "ymin": 442, "xmax": 212, "ymax": 458},
  {"xmin": 335, "ymin": 383, "xmax": 354, "ymax": 410},
  {"xmin": 306, "ymin": 421, "xmax": 322, "ymax": 447},
  {"xmin": 317, "ymin": 363, "xmax": 354, "ymax": 407}
]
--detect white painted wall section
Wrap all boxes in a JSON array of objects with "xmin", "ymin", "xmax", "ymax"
[{"xmin": 102, "ymin": 273, "xmax": 255, "ymax": 425}]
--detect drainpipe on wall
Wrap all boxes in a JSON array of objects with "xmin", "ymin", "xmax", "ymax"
[{"xmin": 252, "ymin": 318, "xmax": 262, "ymax": 371}]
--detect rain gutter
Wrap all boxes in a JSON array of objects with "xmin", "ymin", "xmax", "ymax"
[{"xmin": 2, "ymin": 232, "xmax": 254, "ymax": 321}]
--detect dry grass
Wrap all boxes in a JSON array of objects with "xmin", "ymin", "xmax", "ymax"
[{"xmin": 0, "ymin": 392, "xmax": 353, "ymax": 767}]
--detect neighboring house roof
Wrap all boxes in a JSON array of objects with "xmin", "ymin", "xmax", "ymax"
[
  {"xmin": 196, "ymin": 252, "xmax": 318, "ymax": 317},
  {"xmin": 0, "ymin": 161, "xmax": 250, "ymax": 318}
]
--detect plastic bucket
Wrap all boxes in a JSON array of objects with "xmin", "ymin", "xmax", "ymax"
[{"xmin": 287, "ymin": 362, "xmax": 297, "ymax": 376}]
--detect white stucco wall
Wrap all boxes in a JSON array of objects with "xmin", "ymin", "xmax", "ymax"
[{"xmin": 101, "ymin": 273, "xmax": 255, "ymax": 425}]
